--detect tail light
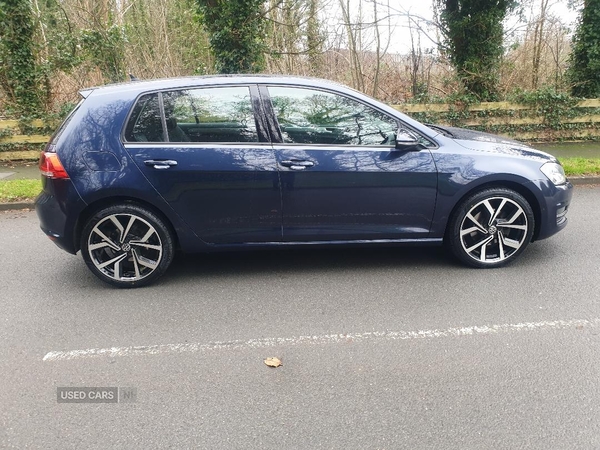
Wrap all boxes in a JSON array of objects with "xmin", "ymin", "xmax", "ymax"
[{"xmin": 39, "ymin": 147, "xmax": 69, "ymax": 179}]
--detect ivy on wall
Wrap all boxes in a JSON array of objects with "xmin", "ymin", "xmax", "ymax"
[{"xmin": 407, "ymin": 89, "xmax": 598, "ymax": 141}]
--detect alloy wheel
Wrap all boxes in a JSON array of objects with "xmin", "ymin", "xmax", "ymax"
[
  {"xmin": 87, "ymin": 213, "xmax": 163, "ymax": 282},
  {"xmin": 459, "ymin": 196, "xmax": 529, "ymax": 264}
]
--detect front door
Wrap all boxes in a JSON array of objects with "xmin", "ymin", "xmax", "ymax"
[{"xmin": 265, "ymin": 85, "xmax": 438, "ymax": 242}]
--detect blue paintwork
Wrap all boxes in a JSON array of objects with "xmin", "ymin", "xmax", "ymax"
[
  {"xmin": 35, "ymin": 75, "xmax": 573, "ymax": 255},
  {"xmin": 274, "ymin": 146, "xmax": 437, "ymax": 241},
  {"xmin": 125, "ymin": 143, "xmax": 282, "ymax": 244}
]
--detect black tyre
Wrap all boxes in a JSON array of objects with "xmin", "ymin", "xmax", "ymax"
[
  {"xmin": 447, "ymin": 188, "xmax": 535, "ymax": 268},
  {"xmin": 80, "ymin": 204, "xmax": 175, "ymax": 287}
]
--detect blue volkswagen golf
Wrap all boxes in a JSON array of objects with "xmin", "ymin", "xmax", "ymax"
[{"xmin": 36, "ymin": 76, "xmax": 573, "ymax": 287}]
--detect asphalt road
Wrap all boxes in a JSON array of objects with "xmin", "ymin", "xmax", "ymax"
[{"xmin": 1, "ymin": 186, "xmax": 599, "ymax": 449}]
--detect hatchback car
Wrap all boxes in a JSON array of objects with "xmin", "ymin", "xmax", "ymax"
[{"xmin": 36, "ymin": 75, "xmax": 573, "ymax": 287}]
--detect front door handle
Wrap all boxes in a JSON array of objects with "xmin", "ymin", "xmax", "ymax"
[
  {"xmin": 144, "ymin": 159, "xmax": 178, "ymax": 170},
  {"xmin": 280, "ymin": 160, "xmax": 315, "ymax": 170}
]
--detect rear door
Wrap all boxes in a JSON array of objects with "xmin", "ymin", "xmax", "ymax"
[
  {"xmin": 122, "ymin": 85, "xmax": 281, "ymax": 244},
  {"xmin": 263, "ymin": 85, "xmax": 438, "ymax": 242}
]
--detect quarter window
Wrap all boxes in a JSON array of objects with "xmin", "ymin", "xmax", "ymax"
[
  {"xmin": 124, "ymin": 93, "xmax": 164, "ymax": 142},
  {"xmin": 268, "ymin": 86, "xmax": 398, "ymax": 146}
]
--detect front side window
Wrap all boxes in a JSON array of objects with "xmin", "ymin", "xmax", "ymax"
[
  {"xmin": 162, "ymin": 86, "xmax": 258, "ymax": 143},
  {"xmin": 268, "ymin": 86, "xmax": 398, "ymax": 146}
]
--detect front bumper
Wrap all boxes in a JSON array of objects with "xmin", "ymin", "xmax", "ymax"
[{"xmin": 529, "ymin": 179, "xmax": 574, "ymax": 241}]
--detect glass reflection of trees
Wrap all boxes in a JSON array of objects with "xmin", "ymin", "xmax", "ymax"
[
  {"xmin": 269, "ymin": 87, "xmax": 398, "ymax": 146},
  {"xmin": 127, "ymin": 94, "xmax": 164, "ymax": 142},
  {"xmin": 162, "ymin": 87, "xmax": 258, "ymax": 143}
]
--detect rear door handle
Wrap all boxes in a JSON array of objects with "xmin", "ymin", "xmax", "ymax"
[
  {"xmin": 280, "ymin": 160, "xmax": 314, "ymax": 170},
  {"xmin": 144, "ymin": 159, "xmax": 178, "ymax": 170}
]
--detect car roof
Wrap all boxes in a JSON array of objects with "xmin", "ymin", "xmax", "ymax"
[{"xmin": 80, "ymin": 75, "xmax": 352, "ymax": 98}]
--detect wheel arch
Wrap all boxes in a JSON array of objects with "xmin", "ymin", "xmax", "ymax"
[
  {"xmin": 443, "ymin": 180, "xmax": 542, "ymax": 243},
  {"xmin": 74, "ymin": 196, "xmax": 180, "ymax": 253}
]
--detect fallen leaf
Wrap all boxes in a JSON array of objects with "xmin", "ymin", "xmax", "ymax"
[{"xmin": 264, "ymin": 357, "xmax": 282, "ymax": 368}]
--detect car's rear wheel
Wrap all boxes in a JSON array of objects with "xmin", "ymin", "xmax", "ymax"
[
  {"xmin": 81, "ymin": 204, "xmax": 174, "ymax": 288},
  {"xmin": 447, "ymin": 188, "xmax": 535, "ymax": 268}
]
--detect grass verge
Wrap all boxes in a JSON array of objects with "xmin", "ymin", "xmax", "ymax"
[
  {"xmin": 0, "ymin": 179, "xmax": 41, "ymax": 203},
  {"xmin": 558, "ymin": 157, "xmax": 600, "ymax": 177}
]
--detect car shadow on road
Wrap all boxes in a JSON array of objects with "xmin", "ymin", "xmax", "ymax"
[
  {"xmin": 53, "ymin": 240, "xmax": 560, "ymax": 290},
  {"xmin": 163, "ymin": 245, "xmax": 457, "ymax": 282},
  {"xmin": 160, "ymin": 238, "xmax": 563, "ymax": 286}
]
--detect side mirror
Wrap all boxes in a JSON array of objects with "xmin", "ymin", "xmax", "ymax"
[
  {"xmin": 394, "ymin": 129, "xmax": 421, "ymax": 150},
  {"xmin": 396, "ymin": 128, "xmax": 419, "ymax": 150}
]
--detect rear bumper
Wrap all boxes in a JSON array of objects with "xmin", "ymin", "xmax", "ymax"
[
  {"xmin": 528, "ymin": 179, "xmax": 574, "ymax": 241},
  {"xmin": 35, "ymin": 178, "xmax": 86, "ymax": 254}
]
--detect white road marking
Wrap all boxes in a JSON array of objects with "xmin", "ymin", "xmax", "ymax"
[{"xmin": 42, "ymin": 318, "xmax": 599, "ymax": 362}]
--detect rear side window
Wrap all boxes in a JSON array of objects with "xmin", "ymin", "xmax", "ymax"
[
  {"xmin": 125, "ymin": 87, "xmax": 259, "ymax": 144},
  {"xmin": 162, "ymin": 86, "xmax": 258, "ymax": 143},
  {"xmin": 124, "ymin": 93, "xmax": 165, "ymax": 142}
]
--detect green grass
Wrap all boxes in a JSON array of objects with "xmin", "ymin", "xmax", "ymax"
[
  {"xmin": 559, "ymin": 157, "xmax": 600, "ymax": 177},
  {"xmin": 0, "ymin": 179, "xmax": 41, "ymax": 202}
]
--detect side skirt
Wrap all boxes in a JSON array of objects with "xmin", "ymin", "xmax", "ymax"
[{"xmin": 198, "ymin": 238, "xmax": 444, "ymax": 253}]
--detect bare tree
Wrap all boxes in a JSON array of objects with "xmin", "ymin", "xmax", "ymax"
[{"xmin": 532, "ymin": 0, "xmax": 550, "ymax": 89}]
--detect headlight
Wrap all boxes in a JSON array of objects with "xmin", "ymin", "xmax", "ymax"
[{"xmin": 540, "ymin": 162, "xmax": 567, "ymax": 185}]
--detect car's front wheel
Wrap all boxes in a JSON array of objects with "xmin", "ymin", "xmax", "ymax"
[
  {"xmin": 80, "ymin": 204, "xmax": 174, "ymax": 288},
  {"xmin": 447, "ymin": 187, "xmax": 535, "ymax": 268}
]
